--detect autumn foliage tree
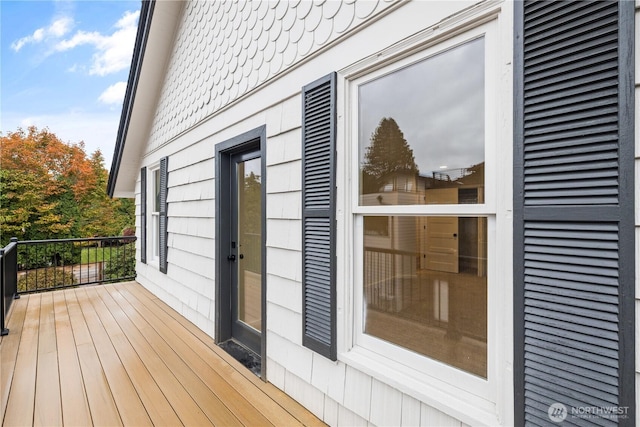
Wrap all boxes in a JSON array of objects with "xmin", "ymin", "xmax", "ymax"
[{"xmin": 0, "ymin": 126, "xmax": 134, "ymax": 245}]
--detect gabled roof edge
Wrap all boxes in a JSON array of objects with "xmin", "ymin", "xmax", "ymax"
[{"xmin": 107, "ymin": 0, "xmax": 155, "ymax": 198}]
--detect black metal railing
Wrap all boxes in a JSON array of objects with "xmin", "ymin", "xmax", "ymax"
[
  {"xmin": 1, "ymin": 238, "xmax": 18, "ymax": 336},
  {"xmin": 13, "ymin": 236, "xmax": 137, "ymax": 295}
]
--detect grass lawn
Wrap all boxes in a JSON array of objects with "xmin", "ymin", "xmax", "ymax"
[{"xmin": 81, "ymin": 246, "xmax": 115, "ymax": 263}]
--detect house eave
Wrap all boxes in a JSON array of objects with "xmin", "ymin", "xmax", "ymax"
[{"xmin": 107, "ymin": 0, "xmax": 182, "ymax": 198}]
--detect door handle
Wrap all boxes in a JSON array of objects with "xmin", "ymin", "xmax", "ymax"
[{"xmin": 227, "ymin": 254, "xmax": 236, "ymax": 261}]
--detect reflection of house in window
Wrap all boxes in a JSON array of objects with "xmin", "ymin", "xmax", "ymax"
[
  {"xmin": 363, "ymin": 163, "xmax": 487, "ymax": 277},
  {"xmin": 362, "ymin": 162, "xmax": 487, "ymax": 278},
  {"xmin": 420, "ymin": 162, "xmax": 485, "ymax": 204}
]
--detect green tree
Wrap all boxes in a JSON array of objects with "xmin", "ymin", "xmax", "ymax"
[
  {"xmin": 78, "ymin": 150, "xmax": 132, "ymax": 237},
  {"xmin": 361, "ymin": 117, "xmax": 419, "ymax": 193},
  {"xmin": 0, "ymin": 126, "xmax": 135, "ymax": 245}
]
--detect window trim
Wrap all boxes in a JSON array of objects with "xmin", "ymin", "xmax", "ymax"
[
  {"xmin": 148, "ymin": 163, "xmax": 161, "ymax": 267},
  {"xmin": 336, "ymin": 15, "xmax": 511, "ymax": 425},
  {"xmin": 140, "ymin": 167, "xmax": 147, "ymax": 264}
]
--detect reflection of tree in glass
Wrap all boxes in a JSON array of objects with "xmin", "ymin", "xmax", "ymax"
[
  {"xmin": 243, "ymin": 172, "xmax": 261, "ymax": 233},
  {"xmin": 361, "ymin": 117, "xmax": 418, "ymax": 193}
]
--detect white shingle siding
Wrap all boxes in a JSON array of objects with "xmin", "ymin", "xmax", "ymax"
[
  {"xmin": 266, "ymin": 247, "xmax": 301, "ymax": 284},
  {"xmin": 284, "ymin": 369, "xmax": 326, "ymax": 419},
  {"xmin": 267, "ymin": 219, "xmax": 301, "ymax": 251},
  {"xmin": 371, "ymin": 379, "xmax": 403, "ymax": 426},
  {"xmin": 136, "ymin": 138, "xmax": 217, "ymax": 336},
  {"xmin": 266, "ymin": 274, "xmax": 301, "ymax": 313},
  {"xmin": 401, "ymin": 394, "xmax": 423, "ymax": 427},
  {"xmin": 311, "ymin": 353, "xmax": 347, "ymax": 403},
  {"xmin": 266, "ymin": 192, "xmax": 301, "ymax": 219},
  {"xmin": 266, "ymin": 129, "xmax": 302, "ymax": 166},
  {"xmin": 149, "ymin": 0, "xmax": 396, "ymax": 147}
]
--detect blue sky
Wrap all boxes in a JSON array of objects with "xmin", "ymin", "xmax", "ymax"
[{"xmin": 1, "ymin": 0, "xmax": 141, "ymax": 168}]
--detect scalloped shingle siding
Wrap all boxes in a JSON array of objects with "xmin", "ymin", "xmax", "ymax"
[{"xmin": 149, "ymin": 0, "xmax": 395, "ymax": 147}]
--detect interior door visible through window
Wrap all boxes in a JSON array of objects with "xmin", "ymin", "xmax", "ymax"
[{"xmin": 229, "ymin": 151, "xmax": 262, "ymax": 355}]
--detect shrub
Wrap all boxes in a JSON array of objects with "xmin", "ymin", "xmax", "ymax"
[
  {"xmin": 18, "ymin": 243, "xmax": 82, "ymax": 269},
  {"xmin": 121, "ymin": 227, "xmax": 135, "ymax": 237},
  {"xmin": 18, "ymin": 267, "xmax": 77, "ymax": 292},
  {"xmin": 104, "ymin": 242, "xmax": 136, "ymax": 281}
]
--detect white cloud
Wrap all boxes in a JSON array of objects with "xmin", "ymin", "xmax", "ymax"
[
  {"xmin": 116, "ymin": 9, "xmax": 139, "ymax": 30},
  {"xmin": 55, "ymin": 30, "xmax": 102, "ymax": 51},
  {"xmin": 98, "ymin": 82, "xmax": 127, "ymax": 105},
  {"xmin": 11, "ymin": 16, "xmax": 74, "ymax": 51},
  {"xmin": 12, "ymin": 9, "xmax": 139, "ymax": 78},
  {"xmin": 54, "ymin": 10, "xmax": 140, "ymax": 76}
]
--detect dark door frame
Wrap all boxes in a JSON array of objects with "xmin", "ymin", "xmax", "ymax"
[{"xmin": 215, "ymin": 125, "xmax": 267, "ymax": 379}]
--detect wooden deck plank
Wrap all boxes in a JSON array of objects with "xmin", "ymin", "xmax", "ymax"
[
  {"xmin": 1, "ymin": 294, "xmax": 28, "ymax": 420},
  {"xmin": 75, "ymin": 287, "xmax": 153, "ymax": 427},
  {"xmin": 92, "ymin": 288, "xmax": 214, "ymax": 426},
  {"xmin": 116, "ymin": 283, "xmax": 306, "ymax": 425},
  {"xmin": 65, "ymin": 290, "xmax": 123, "ymax": 427},
  {"xmin": 125, "ymin": 282, "xmax": 325, "ymax": 427},
  {"xmin": 3, "ymin": 294, "xmax": 40, "ymax": 427},
  {"xmin": 106, "ymin": 284, "xmax": 277, "ymax": 427},
  {"xmin": 1, "ymin": 282, "xmax": 325, "ymax": 427},
  {"xmin": 34, "ymin": 292, "xmax": 62, "ymax": 426},
  {"xmin": 63, "ymin": 289, "xmax": 92, "ymax": 346},
  {"xmin": 103, "ymin": 286, "xmax": 243, "ymax": 426},
  {"xmin": 53, "ymin": 291, "xmax": 92, "ymax": 427},
  {"xmin": 83, "ymin": 287, "xmax": 183, "ymax": 427}
]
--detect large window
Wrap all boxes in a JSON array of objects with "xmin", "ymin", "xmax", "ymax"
[{"xmin": 353, "ymin": 36, "xmax": 491, "ymax": 379}]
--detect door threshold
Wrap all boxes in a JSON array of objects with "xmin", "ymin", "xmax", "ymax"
[{"xmin": 219, "ymin": 339, "xmax": 261, "ymax": 377}]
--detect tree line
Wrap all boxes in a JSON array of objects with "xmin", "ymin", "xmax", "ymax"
[{"xmin": 0, "ymin": 126, "xmax": 135, "ymax": 247}]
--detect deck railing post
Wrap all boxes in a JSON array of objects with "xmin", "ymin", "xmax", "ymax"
[
  {"xmin": 11, "ymin": 238, "xmax": 19, "ymax": 301},
  {"xmin": 1, "ymin": 246, "xmax": 7, "ymax": 336},
  {"xmin": 1, "ymin": 237, "xmax": 19, "ymax": 336}
]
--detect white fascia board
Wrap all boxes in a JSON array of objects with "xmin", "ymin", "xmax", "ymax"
[{"xmin": 112, "ymin": 1, "xmax": 182, "ymax": 197}]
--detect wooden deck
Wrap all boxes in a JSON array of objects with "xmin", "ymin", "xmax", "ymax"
[{"xmin": 0, "ymin": 281, "xmax": 324, "ymax": 426}]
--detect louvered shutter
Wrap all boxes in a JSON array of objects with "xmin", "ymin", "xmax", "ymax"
[
  {"xmin": 140, "ymin": 167, "xmax": 147, "ymax": 264},
  {"xmin": 159, "ymin": 157, "xmax": 169, "ymax": 274},
  {"xmin": 302, "ymin": 73, "xmax": 337, "ymax": 360},
  {"xmin": 514, "ymin": 1, "xmax": 634, "ymax": 425}
]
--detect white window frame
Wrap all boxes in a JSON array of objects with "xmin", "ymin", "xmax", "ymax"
[
  {"xmin": 149, "ymin": 164, "xmax": 161, "ymax": 267},
  {"xmin": 336, "ymin": 11, "xmax": 513, "ymax": 425}
]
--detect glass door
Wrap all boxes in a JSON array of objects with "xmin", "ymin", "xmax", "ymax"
[{"xmin": 229, "ymin": 152, "xmax": 262, "ymax": 354}]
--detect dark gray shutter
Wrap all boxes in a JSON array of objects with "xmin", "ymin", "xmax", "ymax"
[
  {"xmin": 140, "ymin": 167, "xmax": 147, "ymax": 264},
  {"xmin": 514, "ymin": 1, "xmax": 634, "ymax": 425},
  {"xmin": 159, "ymin": 157, "xmax": 169, "ymax": 274},
  {"xmin": 302, "ymin": 72, "xmax": 337, "ymax": 360}
]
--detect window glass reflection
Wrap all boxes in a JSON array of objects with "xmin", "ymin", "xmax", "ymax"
[
  {"xmin": 359, "ymin": 38, "xmax": 485, "ymax": 205},
  {"xmin": 363, "ymin": 216, "xmax": 487, "ymax": 377},
  {"xmin": 154, "ymin": 169, "xmax": 161, "ymax": 212}
]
